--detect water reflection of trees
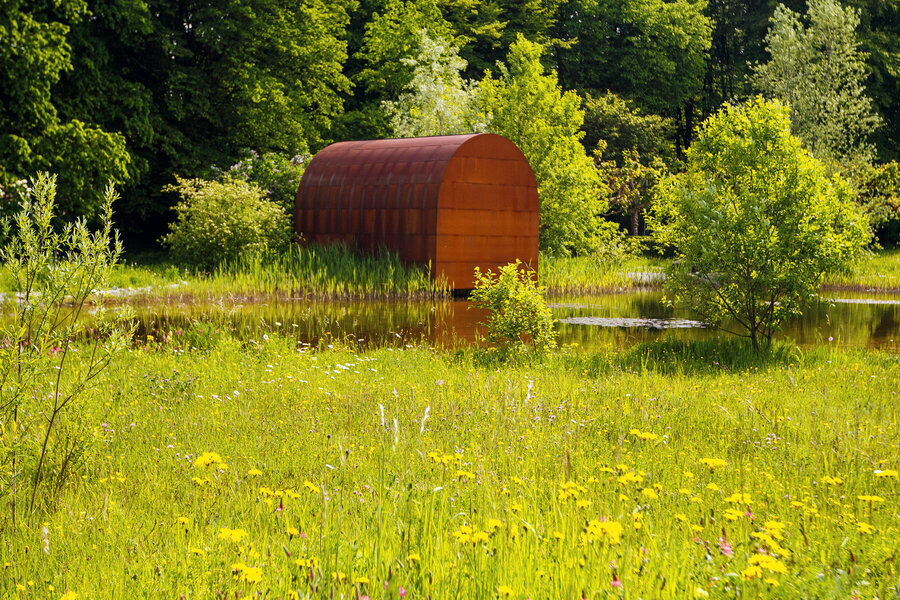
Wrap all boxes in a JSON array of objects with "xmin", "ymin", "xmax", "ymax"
[{"xmin": 14, "ymin": 291, "xmax": 900, "ymax": 351}]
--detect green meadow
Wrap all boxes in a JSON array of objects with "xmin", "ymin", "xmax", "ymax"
[{"xmin": 2, "ymin": 330, "xmax": 898, "ymax": 599}]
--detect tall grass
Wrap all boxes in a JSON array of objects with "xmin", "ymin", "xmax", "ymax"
[
  {"xmin": 539, "ymin": 254, "xmax": 664, "ymax": 295},
  {"xmin": 106, "ymin": 244, "xmax": 451, "ymax": 301},
  {"xmin": 2, "ymin": 333, "xmax": 897, "ymax": 598},
  {"xmin": 824, "ymin": 248, "xmax": 900, "ymax": 290}
]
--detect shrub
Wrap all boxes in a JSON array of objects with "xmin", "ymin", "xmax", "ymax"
[
  {"xmin": 0, "ymin": 173, "xmax": 133, "ymax": 519},
  {"xmin": 650, "ymin": 98, "xmax": 870, "ymax": 353},
  {"xmin": 161, "ymin": 177, "xmax": 291, "ymax": 269},
  {"xmin": 469, "ymin": 260, "xmax": 556, "ymax": 359},
  {"xmin": 216, "ymin": 149, "xmax": 309, "ymax": 218}
]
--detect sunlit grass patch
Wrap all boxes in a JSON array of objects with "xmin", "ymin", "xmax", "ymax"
[{"xmin": 1, "ymin": 330, "xmax": 897, "ymax": 598}]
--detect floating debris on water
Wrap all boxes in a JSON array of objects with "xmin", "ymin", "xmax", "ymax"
[{"xmin": 559, "ymin": 316, "xmax": 707, "ymax": 329}]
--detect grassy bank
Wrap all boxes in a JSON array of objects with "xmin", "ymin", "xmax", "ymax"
[
  {"xmin": 2, "ymin": 335, "xmax": 897, "ymax": 598},
  {"xmin": 824, "ymin": 248, "xmax": 900, "ymax": 291}
]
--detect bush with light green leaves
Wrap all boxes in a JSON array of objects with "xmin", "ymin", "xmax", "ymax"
[
  {"xmin": 161, "ymin": 178, "xmax": 291, "ymax": 270},
  {"xmin": 469, "ymin": 260, "xmax": 556, "ymax": 360}
]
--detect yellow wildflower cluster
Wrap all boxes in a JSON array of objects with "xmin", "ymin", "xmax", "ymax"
[
  {"xmin": 629, "ymin": 428, "xmax": 658, "ymax": 441},
  {"xmin": 699, "ymin": 458, "xmax": 728, "ymax": 470},
  {"xmin": 581, "ymin": 519, "xmax": 624, "ymax": 545},
  {"xmin": 194, "ymin": 451, "xmax": 226, "ymax": 469}
]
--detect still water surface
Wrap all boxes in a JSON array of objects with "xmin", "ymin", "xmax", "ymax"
[{"xmin": 123, "ymin": 290, "xmax": 900, "ymax": 351}]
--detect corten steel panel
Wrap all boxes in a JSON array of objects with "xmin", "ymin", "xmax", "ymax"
[{"xmin": 295, "ymin": 133, "xmax": 539, "ymax": 290}]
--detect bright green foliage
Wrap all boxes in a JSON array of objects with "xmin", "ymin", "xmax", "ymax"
[
  {"xmin": 753, "ymin": 0, "xmax": 881, "ymax": 163},
  {"xmin": 0, "ymin": 173, "xmax": 133, "ymax": 519},
  {"xmin": 383, "ymin": 32, "xmax": 483, "ymax": 137},
  {"xmin": 849, "ymin": 0, "xmax": 900, "ymax": 161},
  {"xmin": 650, "ymin": 98, "xmax": 870, "ymax": 352},
  {"xmin": 851, "ymin": 160, "xmax": 900, "ymax": 241},
  {"xmin": 554, "ymin": 0, "xmax": 710, "ymax": 151},
  {"xmin": 0, "ymin": 0, "xmax": 131, "ymax": 222},
  {"xmin": 47, "ymin": 0, "xmax": 351, "ymax": 230},
  {"xmin": 581, "ymin": 92, "xmax": 675, "ymax": 166},
  {"xmin": 216, "ymin": 150, "xmax": 310, "ymax": 219},
  {"xmin": 161, "ymin": 179, "xmax": 291, "ymax": 270},
  {"xmin": 596, "ymin": 144, "xmax": 666, "ymax": 236},
  {"xmin": 469, "ymin": 260, "xmax": 556, "ymax": 358},
  {"xmin": 478, "ymin": 36, "xmax": 605, "ymax": 256},
  {"xmin": 357, "ymin": 0, "xmax": 456, "ymax": 98},
  {"xmin": 439, "ymin": 0, "xmax": 564, "ymax": 75}
]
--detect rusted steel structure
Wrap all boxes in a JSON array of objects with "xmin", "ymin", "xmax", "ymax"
[{"xmin": 295, "ymin": 133, "xmax": 539, "ymax": 289}]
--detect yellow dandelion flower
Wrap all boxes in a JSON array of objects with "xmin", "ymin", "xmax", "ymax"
[
  {"xmin": 617, "ymin": 471, "xmax": 644, "ymax": 485},
  {"xmin": 629, "ymin": 428, "xmax": 658, "ymax": 441},
  {"xmin": 177, "ymin": 516, "xmax": 190, "ymax": 526},
  {"xmin": 706, "ymin": 483, "xmax": 720, "ymax": 492},
  {"xmin": 498, "ymin": 585, "xmax": 514, "ymax": 597},
  {"xmin": 472, "ymin": 530, "xmax": 490, "ymax": 544},
  {"xmin": 354, "ymin": 577, "xmax": 370, "ymax": 585},
  {"xmin": 60, "ymin": 592, "xmax": 78, "ymax": 600},
  {"xmin": 675, "ymin": 513, "xmax": 687, "ymax": 522},
  {"xmin": 219, "ymin": 528, "xmax": 248, "ymax": 544},
  {"xmin": 576, "ymin": 499, "xmax": 592, "ymax": 509},
  {"xmin": 247, "ymin": 469, "xmax": 263, "ymax": 477},
  {"xmin": 407, "ymin": 553, "xmax": 421, "ymax": 562},
  {"xmin": 552, "ymin": 530, "xmax": 565, "ymax": 541},
  {"xmin": 821, "ymin": 475, "xmax": 843, "ymax": 485},
  {"xmin": 741, "ymin": 565, "xmax": 763, "ymax": 580},
  {"xmin": 724, "ymin": 508, "xmax": 744, "ymax": 521},
  {"xmin": 584, "ymin": 520, "xmax": 624, "ymax": 544},
  {"xmin": 875, "ymin": 469, "xmax": 899, "ymax": 478},
  {"xmin": 857, "ymin": 495, "xmax": 885, "ymax": 503},
  {"xmin": 857, "ymin": 521, "xmax": 875, "ymax": 534},
  {"xmin": 764, "ymin": 577, "xmax": 780, "ymax": 586},
  {"xmin": 724, "ymin": 492, "xmax": 751, "ymax": 504},
  {"xmin": 194, "ymin": 452, "xmax": 223, "ymax": 468},
  {"xmin": 699, "ymin": 458, "xmax": 728, "ymax": 469},
  {"xmin": 303, "ymin": 481, "xmax": 320, "ymax": 494},
  {"xmin": 641, "ymin": 488, "xmax": 658, "ymax": 499}
]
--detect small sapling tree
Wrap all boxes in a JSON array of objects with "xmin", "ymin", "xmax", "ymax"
[
  {"xmin": 469, "ymin": 261, "xmax": 556, "ymax": 360},
  {"xmin": 650, "ymin": 98, "xmax": 870, "ymax": 353},
  {"xmin": 0, "ymin": 173, "xmax": 134, "ymax": 521}
]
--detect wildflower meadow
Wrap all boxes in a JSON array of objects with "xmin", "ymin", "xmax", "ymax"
[{"xmin": 1, "ymin": 330, "xmax": 897, "ymax": 599}]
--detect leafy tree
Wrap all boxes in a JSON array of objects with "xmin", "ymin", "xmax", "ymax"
[
  {"xmin": 752, "ymin": 0, "xmax": 881, "ymax": 163},
  {"xmin": 581, "ymin": 92, "xmax": 675, "ymax": 166},
  {"xmin": 48, "ymin": 0, "xmax": 352, "ymax": 234},
  {"xmin": 383, "ymin": 33, "xmax": 483, "ymax": 137},
  {"xmin": 357, "ymin": 0, "xmax": 457, "ymax": 99},
  {"xmin": 478, "ymin": 36, "xmax": 607, "ymax": 256},
  {"xmin": 438, "ymin": 0, "xmax": 564, "ymax": 76},
  {"xmin": 469, "ymin": 260, "xmax": 556, "ymax": 360},
  {"xmin": 554, "ymin": 0, "xmax": 711, "ymax": 153},
  {"xmin": 650, "ymin": 98, "xmax": 870, "ymax": 352},
  {"xmin": 596, "ymin": 145, "xmax": 665, "ymax": 236},
  {"xmin": 0, "ymin": 0, "xmax": 131, "ymax": 222},
  {"xmin": 846, "ymin": 0, "xmax": 900, "ymax": 161}
]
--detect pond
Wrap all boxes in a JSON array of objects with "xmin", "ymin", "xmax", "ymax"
[{"xmin": 111, "ymin": 289, "xmax": 900, "ymax": 351}]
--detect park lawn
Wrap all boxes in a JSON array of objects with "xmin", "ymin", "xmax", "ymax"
[{"xmin": 2, "ymin": 334, "xmax": 898, "ymax": 599}]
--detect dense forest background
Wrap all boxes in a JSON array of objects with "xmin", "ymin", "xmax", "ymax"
[{"xmin": 2, "ymin": 0, "xmax": 898, "ymax": 250}]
